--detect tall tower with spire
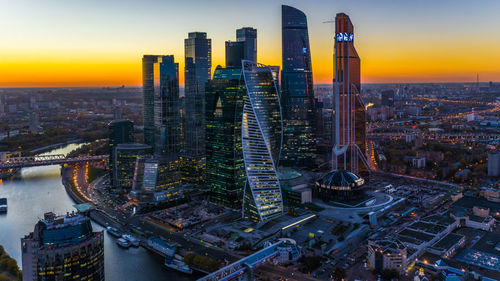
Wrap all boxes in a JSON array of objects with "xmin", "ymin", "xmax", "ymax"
[{"xmin": 332, "ymin": 13, "xmax": 369, "ymax": 178}]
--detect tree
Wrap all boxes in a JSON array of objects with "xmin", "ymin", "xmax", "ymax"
[
  {"xmin": 381, "ymin": 268, "xmax": 399, "ymax": 280},
  {"xmin": 332, "ymin": 267, "xmax": 346, "ymax": 281}
]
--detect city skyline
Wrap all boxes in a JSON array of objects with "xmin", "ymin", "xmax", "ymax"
[{"xmin": 1, "ymin": 0, "xmax": 500, "ymax": 87}]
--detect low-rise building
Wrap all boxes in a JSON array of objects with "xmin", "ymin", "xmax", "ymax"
[{"xmin": 367, "ymin": 239, "xmax": 407, "ymax": 274}]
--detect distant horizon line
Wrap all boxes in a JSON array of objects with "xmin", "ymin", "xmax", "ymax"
[{"xmin": 0, "ymin": 81, "xmax": 498, "ymax": 90}]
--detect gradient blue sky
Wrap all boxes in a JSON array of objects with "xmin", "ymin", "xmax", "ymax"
[{"xmin": 1, "ymin": 0, "xmax": 499, "ymax": 86}]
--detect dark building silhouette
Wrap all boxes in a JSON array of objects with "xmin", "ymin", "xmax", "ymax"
[
  {"xmin": 225, "ymin": 41, "xmax": 245, "ymax": 68},
  {"xmin": 142, "ymin": 55, "xmax": 158, "ymax": 148},
  {"xmin": 381, "ymin": 90, "xmax": 395, "ymax": 107},
  {"xmin": 108, "ymin": 119, "xmax": 134, "ymax": 187},
  {"xmin": 236, "ymin": 27, "xmax": 257, "ymax": 62},
  {"xmin": 280, "ymin": 5, "xmax": 316, "ymax": 167}
]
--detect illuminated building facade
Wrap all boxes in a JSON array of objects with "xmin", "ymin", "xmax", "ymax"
[
  {"xmin": 108, "ymin": 119, "xmax": 134, "ymax": 187},
  {"xmin": 113, "ymin": 143, "xmax": 152, "ymax": 190},
  {"xmin": 332, "ymin": 13, "xmax": 369, "ymax": 177},
  {"xmin": 183, "ymin": 32, "xmax": 211, "ymax": 186},
  {"xmin": 280, "ymin": 5, "xmax": 316, "ymax": 167},
  {"xmin": 153, "ymin": 55, "xmax": 180, "ymax": 156},
  {"xmin": 205, "ymin": 66, "xmax": 246, "ymax": 208},
  {"xmin": 21, "ymin": 212, "xmax": 104, "ymax": 281},
  {"xmin": 241, "ymin": 60, "xmax": 284, "ymax": 223},
  {"xmin": 131, "ymin": 155, "xmax": 183, "ymax": 204},
  {"xmin": 313, "ymin": 169, "xmax": 366, "ymax": 202}
]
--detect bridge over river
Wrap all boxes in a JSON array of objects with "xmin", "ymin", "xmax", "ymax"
[{"xmin": 0, "ymin": 154, "xmax": 108, "ymax": 169}]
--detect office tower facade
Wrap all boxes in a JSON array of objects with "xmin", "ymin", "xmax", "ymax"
[
  {"xmin": 113, "ymin": 143, "xmax": 152, "ymax": 190},
  {"xmin": 131, "ymin": 155, "xmax": 183, "ymax": 204},
  {"xmin": 241, "ymin": 61, "xmax": 284, "ymax": 223},
  {"xmin": 332, "ymin": 13, "xmax": 369, "ymax": 177},
  {"xmin": 153, "ymin": 55, "xmax": 180, "ymax": 156},
  {"xmin": 280, "ymin": 5, "xmax": 316, "ymax": 167},
  {"xmin": 183, "ymin": 32, "xmax": 212, "ymax": 185},
  {"xmin": 205, "ymin": 66, "xmax": 246, "ymax": 208},
  {"xmin": 236, "ymin": 27, "xmax": 257, "ymax": 62},
  {"xmin": 142, "ymin": 55, "xmax": 158, "ymax": 148},
  {"xmin": 22, "ymin": 212, "xmax": 104, "ymax": 281},
  {"xmin": 108, "ymin": 119, "xmax": 134, "ymax": 187},
  {"xmin": 225, "ymin": 41, "xmax": 245, "ymax": 68}
]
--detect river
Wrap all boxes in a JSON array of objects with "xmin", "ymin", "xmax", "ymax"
[{"xmin": 0, "ymin": 143, "xmax": 198, "ymax": 281}]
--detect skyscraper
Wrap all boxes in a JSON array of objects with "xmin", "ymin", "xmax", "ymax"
[
  {"xmin": 22, "ymin": 212, "xmax": 104, "ymax": 281},
  {"xmin": 142, "ymin": 55, "xmax": 158, "ymax": 148},
  {"xmin": 108, "ymin": 119, "xmax": 134, "ymax": 187},
  {"xmin": 205, "ymin": 66, "xmax": 246, "ymax": 208},
  {"xmin": 153, "ymin": 55, "xmax": 180, "ymax": 156},
  {"xmin": 183, "ymin": 32, "xmax": 212, "ymax": 185},
  {"xmin": 225, "ymin": 41, "xmax": 245, "ymax": 68},
  {"xmin": 236, "ymin": 27, "xmax": 257, "ymax": 62},
  {"xmin": 280, "ymin": 5, "xmax": 316, "ymax": 168},
  {"xmin": 332, "ymin": 13, "xmax": 369, "ymax": 177},
  {"xmin": 241, "ymin": 60, "xmax": 284, "ymax": 223}
]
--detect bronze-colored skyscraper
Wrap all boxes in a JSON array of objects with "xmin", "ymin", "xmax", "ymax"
[{"xmin": 332, "ymin": 13, "xmax": 369, "ymax": 177}]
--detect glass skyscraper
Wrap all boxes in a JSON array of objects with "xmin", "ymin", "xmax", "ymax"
[
  {"xmin": 225, "ymin": 41, "xmax": 245, "ymax": 68},
  {"xmin": 153, "ymin": 55, "xmax": 180, "ymax": 156},
  {"xmin": 142, "ymin": 55, "xmax": 158, "ymax": 149},
  {"xmin": 183, "ymin": 32, "xmax": 212, "ymax": 186},
  {"xmin": 236, "ymin": 27, "xmax": 257, "ymax": 62},
  {"xmin": 280, "ymin": 5, "xmax": 316, "ymax": 168},
  {"xmin": 332, "ymin": 13, "xmax": 369, "ymax": 178},
  {"xmin": 108, "ymin": 119, "xmax": 134, "ymax": 188},
  {"xmin": 205, "ymin": 66, "xmax": 246, "ymax": 208},
  {"xmin": 241, "ymin": 60, "xmax": 284, "ymax": 223}
]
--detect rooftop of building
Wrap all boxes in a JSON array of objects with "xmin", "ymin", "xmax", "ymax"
[
  {"xmin": 398, "ymin": 229, "xmax": 435, "ymax": 244},
  {"xmin": 471, "ymin": 232, "xmax": 500, "ymax": 256},
  {"xmin": 452, "ymin": 196, "xmax": 500, "ymax": 214},
  {"xmin": 41, "ymin": 211, "xmax": 88, "ymax": 229},
  {"xmin": 115, "ymin": 143, "xmax": 152, "ymax": 150},
  {"xmin": 316, "ymin": 170, "xmax": 364, "ymax": 188},
  {"xmin": 430, "ymin": 233, "xmax": 464, "ymax": 252},
  {"xmin": 421, "ymin": 212, "xmax": 457, "ymax": 226},
  {"xmin": 408, "ymin": 221, "xmax": 447, "ymax": 235}
]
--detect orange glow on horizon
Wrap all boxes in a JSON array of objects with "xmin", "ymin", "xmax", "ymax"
[{"xmin": 1, "ymin": 39, "xmax": 499, "ymax": 88}]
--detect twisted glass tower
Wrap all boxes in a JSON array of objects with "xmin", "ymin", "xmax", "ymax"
[{"xmin": 241, "ymin": 60, "xmax": 284, "ymax": 223}]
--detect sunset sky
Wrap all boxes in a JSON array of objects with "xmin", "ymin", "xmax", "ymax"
[{"xmin": 1, "ymin": 0, "xmax": 499, "ymax": 87}]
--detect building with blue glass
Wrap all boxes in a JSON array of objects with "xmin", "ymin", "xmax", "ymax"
[
  {"xmin": 241, "ymin": 60, "xmax": 284, "ymax": 223},
  {"xmin": 280, "ymin": 5, "xmax": 316, "ymax": 168},
  {"xmin": 22, "ymin": 212, "xmax": 104, "ymax": 281},
  {"xmin": 183, "ymin": 32, "xmax": 211, "ymax": 186},
  {"xmin": 153, "ymin": 55, "xmax": 180, "ymax": 156}
]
